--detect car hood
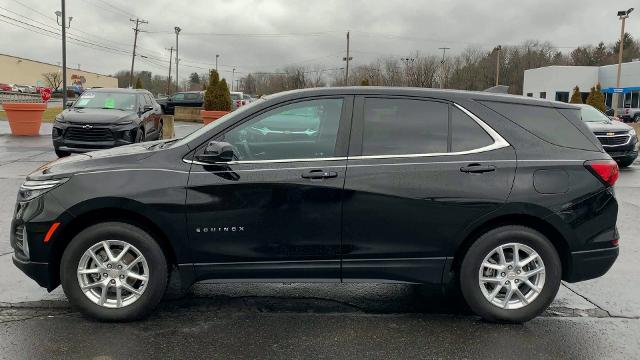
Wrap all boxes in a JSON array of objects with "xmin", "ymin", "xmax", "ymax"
[
  {"xmin": 60, "ymin": 108, "xmax": 136, "ymax": 124},
  {"xmin": 27, "ymin": 140, "xmax": 172, "ymax": 180},
  {"xmin": 584, "ymin": 120, "xmax": 632, "ymax": 132}
]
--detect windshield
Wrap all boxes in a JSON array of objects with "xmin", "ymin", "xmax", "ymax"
[
  {"xmin": 74, "ymin": 91, "xmax": 136, "ymax": 111},
  {"xmin": 174, "ymin": 98, "xmax": 266, "ymax": 147},
  {"xmin": 580, "ymin": 106, "xmax": 610, "ymax": 123}
]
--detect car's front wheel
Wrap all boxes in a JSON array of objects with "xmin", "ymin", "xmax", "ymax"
[
  {"xmin": 54, "ymin": 149, "xmax": 70, "ymax": 158},
  {"xmin": 60, "ymin": 222, "xmax": 168, "ymax": 321},
  {"xmin": 459, "ymin": 225, "xmax": 561, "ymax": 323}
]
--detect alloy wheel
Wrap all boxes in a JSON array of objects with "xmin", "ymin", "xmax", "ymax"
[
  {"xmin": 478, "ymin": 242, "xmax": 546, "ymax": 310},
  {"xmin": 76, "ymin": 240, "xmax": 149, "ymax": 308}
]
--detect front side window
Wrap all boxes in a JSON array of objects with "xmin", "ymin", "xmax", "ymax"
[
  {"xmin": 172, "ymin": 93, "xmax": 185, "ymax": 101},
  {"xmin": 362, "ymin": 98, "xmax": 448, "ymax": 155},
  {"xmin": 221, "ymin": 98, "xmax": 344, "ymax": 161}
]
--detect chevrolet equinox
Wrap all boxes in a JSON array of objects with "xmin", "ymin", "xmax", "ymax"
[{"xmin": 11, "ymin": 88, "xmax": 619, "ymax": 322}]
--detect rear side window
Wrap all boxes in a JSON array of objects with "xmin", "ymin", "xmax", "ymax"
[
  {"xmin": 362, "ymin": 98, "xmax": 448, "ymax": 155},
  {"xmin": 451, "ymin": 107, "xmax": 494, "ymax": 152},
  {"xmin": 480, "ymin": 101, "xmax": 599, "ymax": 151}
]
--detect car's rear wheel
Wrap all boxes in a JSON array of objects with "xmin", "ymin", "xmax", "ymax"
[
  {"xmin": 633, "ymin": 114, "xmax": 640, "ymax": 123},
  {"xmin": 60, "ymin": 222, "xmax": 168, "ymax": 321},
  {"xmin": 459, "ymin": 225, "xmax": 561, "ymax": 323}
]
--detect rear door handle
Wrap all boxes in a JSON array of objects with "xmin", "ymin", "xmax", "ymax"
[
  {"xmin": 460, "ymin": 164, "xmax": 496, "ymax": 173},
  {"xmin": 301, "ymin": 169, "xmax": 338, "ymax": 179}
]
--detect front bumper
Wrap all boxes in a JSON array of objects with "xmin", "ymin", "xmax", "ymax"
[
  {"xmin": 12, "ymin": 256, "xmax": 51, "ymax": 289},
  {"xmin": 52, "ymin": 122, "xmax": 139, "ymax": 153},
  {"xmin": 564, "ymin": 246, "xmax": 619, "ymax": 282},
  {"xmin": 602, "ymin": 137, "xmax": 639, "ymax": 160}
]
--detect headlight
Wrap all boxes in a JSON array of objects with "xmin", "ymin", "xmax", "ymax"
[
  {"xmin": 116, "ymin": 120, "xmax": 133, "ymax": 125},
  {"xmin": 18, "ymin": 178, "xmax": 69, "ymax": 202},
  {"xmin": 629, "ymin": 128, "xmax": 636, "ymax": 137},
  {"xmin": 55, "ymin": 115, "xmax": 67, "ymax": 123}
]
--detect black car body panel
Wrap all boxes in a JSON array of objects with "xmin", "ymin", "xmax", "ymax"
[{"xmin": 12, "ymin": 87, "xmax": 619, "ymax": 292}]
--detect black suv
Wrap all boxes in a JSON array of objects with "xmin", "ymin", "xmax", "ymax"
[
  {"xmin": 576, "ymin": 104, "xmax": 638, "ymax": 168},
  {"xmin": 12, "ymin": 88, "xmax": 619, "ymax": 322},
  {"xmin": 157, "ymin": 91, "xmax": 203, "ymax": 115},
  {"xmin": 53, "ymin": 88, "xmax": 163, "ymax": 157}
]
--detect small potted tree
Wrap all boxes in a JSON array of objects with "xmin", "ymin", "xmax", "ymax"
[{"xmin": 201, "ymin": 69, "xmax": 232, "ymax": 125}]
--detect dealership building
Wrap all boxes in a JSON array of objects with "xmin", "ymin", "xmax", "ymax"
[
  {"xmin": 0, "ymin": 53, "xmax": 117, "ymax": 89},
  {"xmin": 522, "ymin": 61, "xmax": 640, "ymax": 108}
]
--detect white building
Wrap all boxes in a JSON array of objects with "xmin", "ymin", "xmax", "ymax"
[{"xmin": 523, "ymin": 61, "xmax": 640, "ymax": 108}]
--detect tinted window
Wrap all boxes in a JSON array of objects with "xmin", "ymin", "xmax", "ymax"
[
  {"xmin": 480, "ymin": 101, "xmax": 600, "ymax": 151},
  {"xmin": 222, "ymin": 98, "xmax": 343, "ymax": 161},
  {"xmin": 74, "ymin": 91, "xmax": 136, "ymax": 110},
  {"xmin": 172, "ymin": 93, "xmax": 185, "ymax": 101},
  {"xmin": 451, "ymin": 107, "xmax": 494, "ymax": 152},
  {"xmin": 362, "ymin": 98, "xmax": 448, "ymax": 155}
]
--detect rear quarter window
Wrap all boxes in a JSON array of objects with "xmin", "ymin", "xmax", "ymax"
[{"xmin": 479, "ymin": 101, "xmax": 600, "ymax": 151}]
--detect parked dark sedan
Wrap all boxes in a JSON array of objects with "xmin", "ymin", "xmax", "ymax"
[
  {"xmin": 158, "ymin": 91, "xmax": 203, "ymax": 115},
  {"xmin": 14, "ymin": 88, "xmax": 618, "ymax": 323},
  {"xmin": 52, "ymin": 88, "xmax": 163, "ymax": 157},
  {"xmin": 577, "ymin": 104, "xmax": 638, "ymax": 167}
]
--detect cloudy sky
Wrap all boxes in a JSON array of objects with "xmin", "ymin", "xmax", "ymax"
[{"xmin": 1, "ymin": 0, "xmax": 638, "ymax": 82}]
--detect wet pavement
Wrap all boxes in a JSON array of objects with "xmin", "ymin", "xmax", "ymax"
[{"xmin": 0, "ymin": 119, "xmax": 638, "ymax": 359}]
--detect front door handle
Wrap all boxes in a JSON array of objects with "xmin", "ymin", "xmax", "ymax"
[
  {"xmin": 301, "ymin": 169, "xmax": 338, "ymax": 179},
  {"xmin": 460, "ymin": 164, "xmax": 496, "ymax": 173}
]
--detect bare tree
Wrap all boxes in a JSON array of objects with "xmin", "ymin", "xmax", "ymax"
[{"xmin": 42, "ymin": 72, "xmax": 63, "ymax": 90}]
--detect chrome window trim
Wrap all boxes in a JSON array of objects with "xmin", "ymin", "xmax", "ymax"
[{"xmin": 183, "ymin": 102, "xmax": 510, "ymax": 165}]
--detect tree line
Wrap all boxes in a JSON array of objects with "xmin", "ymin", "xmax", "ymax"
[{"xmin": 107, "ymin": 33, "xmax": 640, "ymax": 97}]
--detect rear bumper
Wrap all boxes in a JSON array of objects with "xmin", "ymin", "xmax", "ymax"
[
  {"xmin": 12, "ymin": 256, "xmax": 51, "ymax": 289},
  {"xmin": 564, "ymin": 246, "xmax": 619, "ymax": 283}
]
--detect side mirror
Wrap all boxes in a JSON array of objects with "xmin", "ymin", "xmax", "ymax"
[
  {"xmin": 143, "ymin": 105, "xmax": 154, "ymax": 112},
  {"xmin": 196, "ymin": 141, "xmax": 234, "ymax": 163},
  {"xmin": 65, "ymin": 101, "xmax": 74, "ymax": 108}
]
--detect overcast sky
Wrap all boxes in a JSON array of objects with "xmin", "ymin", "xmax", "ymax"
[{"xmin": 1, "ymin": 0, "xmax": 639, "ymax": 82}]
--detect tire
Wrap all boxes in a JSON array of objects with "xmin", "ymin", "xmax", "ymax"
[
  {"xmin": 135, "ymin": 128, "xmax": 144, "ymax": 143},
  {"xmin": 55, "ymin": 149, "xmax": 70, "ymax": 158},
  {"xmin": 60, "ymin": 222, "xmax": 168, "ymax": 321},
  {"xmin": 617, "ymin": 157, "xmax": 636, "ymax": 168},
  {"xmin": 459, "ymin": 225, "xmax": 561, "ymax": 323},
  {"xmin": 634, "ymin": 114, "xmax": 640, "ymax": 123}
]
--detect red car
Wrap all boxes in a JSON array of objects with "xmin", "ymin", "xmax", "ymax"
[{"xmin": 0, "ymin": 83, "xmax": 12, "ymax": 91}]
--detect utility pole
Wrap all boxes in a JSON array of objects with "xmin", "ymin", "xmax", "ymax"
[
  {"xmin": 129, "ymin": 18, "xmax": 148, "ymax": 88},
  {"xmin": 438, "ymin": 47, "xmax": 450, "ymax": 89},
  {"xmin": 495, "ymin": 45, "xmax": 502, "ymax": 87},
  {"xmin": 343, "ymin": 31, "xmax": 352, "ymax": 85},
  {"xmin": 614, "ymin": 8, "xmax": 633, "ymax": 115},
  {"xmin": 55, "ymin": 1, "xmax": 72, "ymax": 105},
  {"xmin": 174, "ymin": 26, "xmax": 181, "ymax": 92},
  {"xmin": 216, "ymin": 54, "xmax": 220, "ymax": 72},
  {"xmin": 166, "ymin": 47, "xmax": 174, "ymax": 95}
]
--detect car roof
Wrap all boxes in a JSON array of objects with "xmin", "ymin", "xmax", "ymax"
[{"xmin": 262, "ymin": 87, "xmax": 579, "ymax": 109}]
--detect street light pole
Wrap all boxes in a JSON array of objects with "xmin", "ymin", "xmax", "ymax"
[
  {"xmin": 216, "ymin": 54, "xmax": 220, "ymax": 72},
  {"xmin": 614, "ymin": 8, "xmax": 633, "ymax": 115},
  {"xmin": 174, "ymin": 26, "xmax": 181, "ymax": 92},
  {"xmin": 438, "ymin": 47, "xmax": 450, "ymax": 89},
  {"xmin": 495, "ymin": 45, "xmax": 502, "ymax": 87},
  {"xmin": 232, "ymin": 67, "xmax": 236, "ymax": 91}
]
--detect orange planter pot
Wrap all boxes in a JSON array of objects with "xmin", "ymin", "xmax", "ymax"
[
  {"xmin": 200, "ymin": 110, "xmax": 229, "ymax": 125},
  {"xmin": 3, "ymin": 103, "xmax": 46, "ymax": 136}
]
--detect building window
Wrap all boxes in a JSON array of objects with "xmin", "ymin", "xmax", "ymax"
[
  {"xmin": 580, "ymin": 92, "xmax": 589, "ymax": 103},
  {"xmin": 526, "ymin": 93, "xmax": 533, "ymax": 97},
  {"xmin": 555, "ymin": 92, "xmax": 569, "ymax": 103},
  {"xmin": 632, "ymin": 91, "xmax": 640, "ymax": 108},
  {"xmin": 605, "ymin": 93, "xmax": 612, "ymax": 107},
  {"xmin": 624, "ymin": 92, "xmax": 632, "ymax": 108},
  {"xmin": 539, "ymin": 92, "xmax": 546, "ymax": 99}
]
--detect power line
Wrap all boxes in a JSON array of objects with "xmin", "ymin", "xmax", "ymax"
[{"xmin": 96, "ymin": 0, "xmax": 138, "ymax": 19}]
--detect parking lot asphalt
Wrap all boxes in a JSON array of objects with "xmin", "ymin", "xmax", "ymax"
[{"xmin": 0, "ymin": 119, "xmax": 638, "ymax": 359}]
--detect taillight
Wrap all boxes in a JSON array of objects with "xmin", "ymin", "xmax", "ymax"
[
  {"xmin": 236, "ymin": 100, "xmax": 241, "ymax": 107},
  {"xmin": 584, "ymin": 159, "xmax": 619, "ymax": 186}
]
